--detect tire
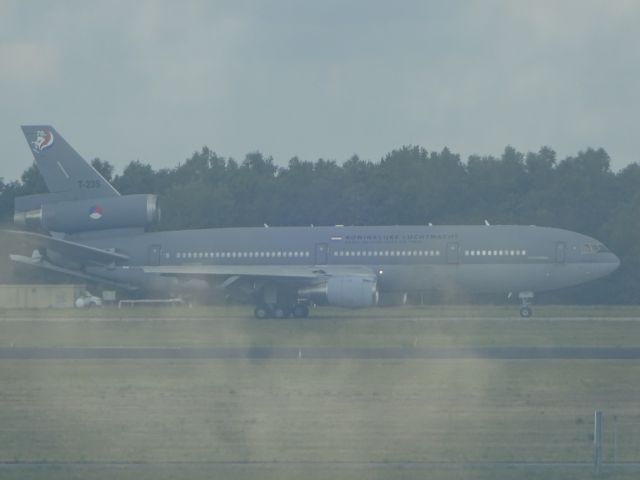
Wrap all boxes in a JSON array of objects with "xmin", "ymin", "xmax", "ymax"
[
  {"xmin": 292, "ymin": 304, "xmax": 309, "ymax": 319},
  {"xmin": 254, "ymin": 305, "xmax": 271, "ymax": 319},
  {"xmin": 520, "ymin": 306, "xmax": 532, "ymax": 318}
]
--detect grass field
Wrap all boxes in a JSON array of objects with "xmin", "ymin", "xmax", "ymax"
[{"xmin": 1, "ymin": 306, "xmax": 640, "ymax": 479}]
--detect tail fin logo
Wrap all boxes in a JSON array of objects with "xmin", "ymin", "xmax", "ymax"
[{"xmin": 31, "ymin": 130, "xmax": 54, "ymax": 153}]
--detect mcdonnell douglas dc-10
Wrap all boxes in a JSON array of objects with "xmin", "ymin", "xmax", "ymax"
[{"xmin": 4, "ymin": 126, "xmax": 620, "ymax": 318}]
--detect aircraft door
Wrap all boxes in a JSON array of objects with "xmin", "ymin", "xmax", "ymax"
[
  {"xmin": 148, "ymin": 244, "xmax": 162, "ymax": 266},
  {"xmin": 555, "ymin": 242, "xmax": 566, "ymax": 264},
  {"xmin": 446, "ymin": 242, "xmax": 459, "ymax": 264},
  {"xmin": 315, "ymin": 243, "xmax": 328, "ymax": 265}
]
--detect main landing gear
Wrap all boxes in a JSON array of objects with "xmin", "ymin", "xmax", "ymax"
[
  {"xmin": 254, "ymin": 303, "xmax": 310, "ymax": 319},
  {"xmin": 252, "ymin": 283, "xmax": 311, "ymax": 319},
  {"xmin": 518, "ymin": 291, "xmax": 534, "ymax": 318}
]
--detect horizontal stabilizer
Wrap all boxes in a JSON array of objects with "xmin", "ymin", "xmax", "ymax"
[
  {"xmin": 2, "ymin": 230, "xmax": 129, "ymax": 265},
  {"xmin": 10, "ymin": 254, "xmax": 138, "ymax": 291}
]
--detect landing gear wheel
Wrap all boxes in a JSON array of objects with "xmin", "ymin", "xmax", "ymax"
[
  {"xmin": 520, "ymin": 306, "xmax": 533, "ymax": 318},
  {"xmin": 517, "ymin": 291, "xmax": 534, "ymax": 319},
  {"xmin": 254, "ymin": 305, "xmax": 271, "ymax": 319},
  {"xmin": 292, "ymin": 304, "xmax": 310, "ymax": 319},
  {"xmin": 273, "ymin": 306, "xmax": 289, "ymax": 319}
]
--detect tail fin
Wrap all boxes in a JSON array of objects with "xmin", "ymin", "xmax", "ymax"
[{"xmin": 21, "ymin": 125, "xmax": 120, "ymax": 200}]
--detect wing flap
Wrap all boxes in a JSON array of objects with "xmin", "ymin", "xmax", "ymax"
[
  {"xmin": 142, "ymin": 265, "xmax": 322, "ymax": 279},
  {"xmin": 141, "ymin": 264, "xmax": 374, "ymax": 280}
]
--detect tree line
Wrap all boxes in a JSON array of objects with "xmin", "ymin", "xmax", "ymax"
[{"xmin": 1, "ymin": 144, "xmax": 639, "ymax": 304}]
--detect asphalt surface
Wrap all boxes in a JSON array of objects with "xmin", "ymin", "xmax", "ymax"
[
  {"xmin": 2, "ymin": 346, "xmax": 640, "ymax": 360},
  {"xmin": 1, "ymin": 461, "xmax": 640, "ymax": 470},
  {"xmin": 0, "ymin": 461, "xmax": 634, "ymax": 467}
]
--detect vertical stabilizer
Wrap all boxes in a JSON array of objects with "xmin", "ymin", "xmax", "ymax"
[{"xmin": 21, "ymin": 125, "xmax": 120, "ymax": 200}]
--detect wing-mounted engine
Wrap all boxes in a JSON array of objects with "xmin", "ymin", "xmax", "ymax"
[
  {"xmin": 14, "ymin": 194, "xmax": 160, "ymax": 234},
  {"xmin": 299, "ymin": 274, "xmax": 379, "ymax": 308}
]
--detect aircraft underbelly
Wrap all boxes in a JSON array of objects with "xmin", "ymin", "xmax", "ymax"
[{"xmin": 378, "ymin": 263, "xmax": 588, "ymax": 294}]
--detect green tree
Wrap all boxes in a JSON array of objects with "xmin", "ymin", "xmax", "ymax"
[
  {"xmin": 112, "ymin": 161, "xmax": 157, "ymax": 194},
  {"xmin": 19, "ymin": 164, "xmax": 47, "ymax": 195},
  {"xmin": 91, "ymin": 158, "xmax": 114, "ymax": 182}
]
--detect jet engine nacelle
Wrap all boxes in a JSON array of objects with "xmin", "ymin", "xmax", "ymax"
[
  {"xmin": 299, "ymin": 274, "xmax": 378, "ymax": 308},
  {"xmin": 14, "ymin": 194, "xmax": 160, "ymax": 234}
]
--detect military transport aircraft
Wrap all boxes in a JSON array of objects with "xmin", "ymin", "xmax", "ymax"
[{"xmin": 4, "ymin": 126, "xmax": 620, "ymax": 318}]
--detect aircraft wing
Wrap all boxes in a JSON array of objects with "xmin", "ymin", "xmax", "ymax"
[
  {"xmin": 141, "ymin": 264, "xmax": 375, "ymax": 280},
  {"xmin": 1, "ymin": 230, "xmax": 129, "ymax": 265},
  {"xmin": 10, "ymin": 254, "xmax": 139, "ymax": 291}
]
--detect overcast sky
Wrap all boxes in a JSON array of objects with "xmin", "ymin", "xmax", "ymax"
[{"xmin": 1, "ymin": 0, "xmax": 639, "ymax": 182}]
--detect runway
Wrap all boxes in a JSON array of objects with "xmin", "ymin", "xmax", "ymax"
[{"xmin": 2, "ymin": 346, "xmax": 640, "ymax": 360}]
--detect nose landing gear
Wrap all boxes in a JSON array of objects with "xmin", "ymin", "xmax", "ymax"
[
  {"xmin": 520, "ymin": 305, "xmax": 532, "ymax": 318},
  {"xmin": 518, "ymin": 291, "xmax": 534, "ymax": 318}
]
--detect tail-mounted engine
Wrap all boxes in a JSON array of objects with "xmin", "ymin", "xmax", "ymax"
[{"xmin": 14, "ymin": 194, "xmax": 160, "ymax": 234}]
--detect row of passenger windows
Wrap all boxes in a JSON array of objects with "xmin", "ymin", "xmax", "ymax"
[
  {"xmin": 174, "ymin": 250, "xmax": 443, "ymax": 260},
  {"xmin": 176, "ymin": 251, "xmax": 311, "ymax": 259},
  {"xmin": 334, "ymin": 250, "xmax": 440, "ymax": 257},
  {"xmin": 173, "ymin": 249, "xmax": 527, "ymax": 260},
  {"xmin": 464, "ymin": 249, "xmax": 527, "ymax": 256}
]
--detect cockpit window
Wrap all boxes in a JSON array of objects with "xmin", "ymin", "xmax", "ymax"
[{"xmin": 581, "ymin": 243, "xmax": 609, "ymax": 254}]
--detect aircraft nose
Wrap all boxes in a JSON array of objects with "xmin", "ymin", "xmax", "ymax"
[
  {"xmin": 587, "ymin": 252, "xmax": 620, "ymax": 280},
  {"xmin": 610, "ymin": 253, "xmax": 621, "ymax": 272},
  {"xmin": 600, "ymin": 251, "xmax": 621, "ymax": 275}
]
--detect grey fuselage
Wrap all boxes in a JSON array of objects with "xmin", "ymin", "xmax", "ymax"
[{"xmin": 75, "ymin": 224, "xmax": 620, "ymax": 297}]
